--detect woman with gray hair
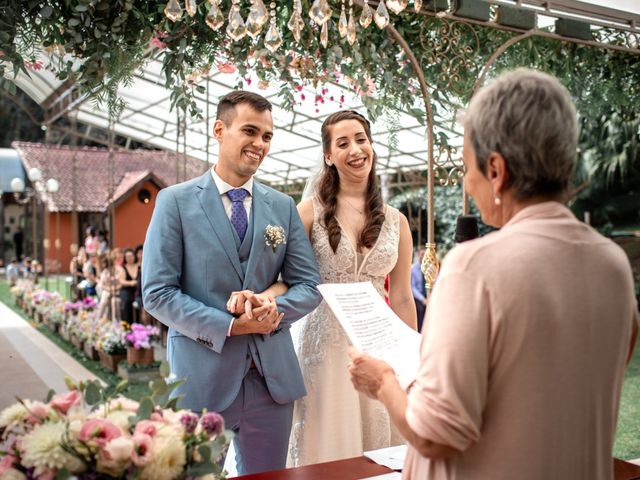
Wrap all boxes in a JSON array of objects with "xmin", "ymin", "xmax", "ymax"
[{"xmin": 348, "ymin": 68, "xmax": 638, "ymax": 479}]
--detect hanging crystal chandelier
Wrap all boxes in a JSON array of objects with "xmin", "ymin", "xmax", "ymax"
[{"xmin": 163, "ymin": 0, "xmax": 414, "ymax": 50}]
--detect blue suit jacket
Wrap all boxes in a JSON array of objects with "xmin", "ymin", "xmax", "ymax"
[{"xmin": 142, "ymin": 171, "xmax": 321, "ymax": 412}]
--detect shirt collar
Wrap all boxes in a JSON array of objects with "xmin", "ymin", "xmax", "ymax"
[{"xmin": 211, "ymin": 166, "xmax": 253, "ymax": 196}]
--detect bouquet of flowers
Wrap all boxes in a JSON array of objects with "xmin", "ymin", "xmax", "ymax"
[
  {"xmin": 0, "ymin": 366, "xmax": 231, "ymax": 480},
  {"xmin": 125, "ymin": 324, "xmax": 160, "ymax": 350}
]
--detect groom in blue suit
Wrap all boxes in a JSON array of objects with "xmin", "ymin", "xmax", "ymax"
[{"xmin": 142, "ymin": 91, "xmax": 321, "ymax": 475}]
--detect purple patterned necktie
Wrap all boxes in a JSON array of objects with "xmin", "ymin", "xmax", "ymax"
[{"xmin": 227, "ymin": 188, "xmax": 249, "ymax": 242}]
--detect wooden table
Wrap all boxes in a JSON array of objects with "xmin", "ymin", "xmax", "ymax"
[
  {"xmin": 232, "ymin": 456, "xmax": 393, "ymax": 479},
  {"xmin": 232, "ymin": 457, "xmax": 640, "ymax": 479}
]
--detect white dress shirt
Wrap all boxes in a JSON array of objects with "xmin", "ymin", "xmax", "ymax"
[
  {"xmin": 211, "ymin": 166, "xmax": 253, "ymax": 221},
  {"xmin": 210, "ymin": 166, "xmax": 253, "ymax": 336}
]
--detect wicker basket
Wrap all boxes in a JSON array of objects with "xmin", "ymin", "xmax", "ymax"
[{"xmin": 127, "ymin": 347, "xmax": 154, "ymax": 366}]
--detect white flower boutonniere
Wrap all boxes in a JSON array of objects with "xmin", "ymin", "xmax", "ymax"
[{"xmin": 264, "ymin": 224, "xmax": 286, "ymax": 252}]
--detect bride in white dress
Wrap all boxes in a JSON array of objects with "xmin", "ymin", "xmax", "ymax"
[{"xmin": 288, "ymin": 110, "xmax": 417, "ymax": 467}]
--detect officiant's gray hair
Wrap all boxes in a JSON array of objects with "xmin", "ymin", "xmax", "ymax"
[{"xmin": 462, "ymin": 68, "xmax": 578, "ymax": 200}]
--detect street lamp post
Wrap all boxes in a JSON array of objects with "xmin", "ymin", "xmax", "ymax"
[{"xmin": 11, "ymin": 168, "xmax": 59, "ymax": 286}]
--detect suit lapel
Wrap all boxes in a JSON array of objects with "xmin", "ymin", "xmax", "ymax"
[
  {"xmin": 243, "ymin": 181, "xmax": 272, "ymax": 288},
  {"xmin": 196, "ymin": 172, "xmax": 243, "ymax": 281}
]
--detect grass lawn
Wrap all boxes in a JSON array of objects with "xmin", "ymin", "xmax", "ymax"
[
  {"xmin": 614, "ymin": 344, "xmax": 640, "ymax": 460},
  {"xmin": 0, "ymin": 280, "xmax": 151, "ymax": 401}
]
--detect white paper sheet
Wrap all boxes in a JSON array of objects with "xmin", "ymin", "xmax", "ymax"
[
  {"xmin": 363, "ymin": 444, "xmax": 408, "ymax": 471},
  {"xmin": 358, "ymin": 473, "xmax": 402, "ymax": 480},
  {"xmin": 317, "ymin": 282, "xmax": 421, "ymax": 389}
]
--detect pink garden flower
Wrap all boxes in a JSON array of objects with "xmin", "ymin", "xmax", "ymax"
[
  {"xmin": 79, "ymin": 419, "xmax": 122, "ymax": 448},
  {"xmin": 50, "ymin": 390, "xmax": 82, "ymax": 414},
  {"xmin": 131, "ymin": 433, "xmax": 153, "ymax": 466},
  {"xmin": 134, "ymin": 420, "xmax": 158, "ymax": 438},
  {"xmin": 26, "ymin": 402, "xmax": 50, "ymax": 424},
  {"xmin": 0, "ymin": 455, "xmax": 17, "ymax": 476}
]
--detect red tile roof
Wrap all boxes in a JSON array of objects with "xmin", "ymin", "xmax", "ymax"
[{"xmin": 12, "ymin": 142, "xmax": 208, "ymax": 212}]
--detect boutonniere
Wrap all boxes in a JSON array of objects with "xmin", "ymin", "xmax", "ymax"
[{"xmin": 264, "ymin": 224, "xmax": 286, "ymax": 252}]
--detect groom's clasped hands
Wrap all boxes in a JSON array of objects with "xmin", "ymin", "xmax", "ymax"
[{"xmin": 227, "ymin": 290, "xmax": 284, "ymax": 336}]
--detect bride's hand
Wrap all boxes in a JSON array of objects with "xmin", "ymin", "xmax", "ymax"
[
  {"xmin": 227, "ymin": 290, "xmax": 255, "ymax": 316},
  {"xmin": 227, "ymin": 291, "xmax": 276, "ymax": 320}
]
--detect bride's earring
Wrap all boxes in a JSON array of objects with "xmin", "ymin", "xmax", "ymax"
[
  {"xmin": 325, "ymin": 157, "xmax": 333, "ymax": 166},
  {"xmin": 494, "ymin": 194, "xmax": 501, "ymax": 206}
]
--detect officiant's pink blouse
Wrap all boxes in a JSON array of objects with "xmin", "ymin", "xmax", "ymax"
[{"xmin": 404, "ymin": 202, "xmax": 638, "ymax": 480}]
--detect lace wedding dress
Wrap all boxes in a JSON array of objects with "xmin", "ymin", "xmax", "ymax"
[{"xmin": 288, "ymin": 197, "xmax": 403, "ymax": 467}]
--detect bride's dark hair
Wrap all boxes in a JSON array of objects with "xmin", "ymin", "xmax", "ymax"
[{"xmin": 318, "ymin": 110, "xmax": 384, "ymax": 253}]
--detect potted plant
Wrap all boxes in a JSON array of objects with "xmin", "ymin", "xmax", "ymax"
[
  {"xmin": 97, "ymin": 322, "xmax": 128, "ymax": 372},
  {"xmin": 125, "ymin": 323, "xmax": 160, "ymax": 366}
]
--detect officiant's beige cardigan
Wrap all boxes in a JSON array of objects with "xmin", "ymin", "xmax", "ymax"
[{"xmin": 404, "ymin": 202, "xmax": 638, "ymax": 480}]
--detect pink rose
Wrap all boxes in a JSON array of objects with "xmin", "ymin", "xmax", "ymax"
[
  {"xmin": 0, "ymin": 455, "xmax": 17, "ymax": 476},
  {"xmin": 26, "ymin": 402, "xmax": 50, "ymax": 424},
  {"xmin": 131, "ymin": 433, "xmax": 153, "ymax": 467},
  {"xmin": 50, "ymin": 390, "xmax": 82, "ymax": 414},
  {"xmin": 79, "ymin": 419, "xmax": 122, "ymax": 448},
  {"xmin": 217, "ymin": 62, "xmax": 237, "ymax": 74},
  {"xmin": 134, "ymin": 420, "xmax": 158, "ymax": 437}
]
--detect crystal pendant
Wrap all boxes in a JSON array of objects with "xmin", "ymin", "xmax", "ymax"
[
  {"xmin": 246, "ymin": 5, "xmax": 265, "ymax": 38},
  {"xmin": 359, "ymin": 2, "xmax": 373, "ymax": 28},
  {"xmin": 264, "ymin": 23, "xmax": 283, "ymax": 52},
  {"xmin": 205, "ymin": 0, "xmax": 224, "ymax": 30},
  {"xmin": 338, "ymin": 7, "xmax": 348, "ymax": 37},
  {"xmin": 247, "ymin": 0, "xmax": 270, "ymax": 37},
  {"xmin": 374, "ymin": 1, "xmax": 389, "ymax": 29},
  {"xmin": 185, "ymin": 0, "xmax": 197, "ymax": 16},
  {"xmin": 164, "ymin": 0, "xmax": 183, "ymax": 22},
  {"xmin": 309, "ymin": 0, "xmax": 332, "ymax": 25},
  {"xmin": 347, "ymin": 13, "xmax": 356, "ymax": 45},
  {"xmin": 320, "ymin": 21, "xmax": 329, "ymax": 47},
  {"xmin": 414, "ymin": 0, "xmax": 422, "ymax": 12},
  {"xmin": 227, "ymin": 6, "xmax": 247, "ymax": 41},
  {"xmin": 287, "ymin": 10, "xmax": 304, "ymax": 42},
  {"xmin": 386, "ymin": 0, "xmax": 407, "ymax": 14}
]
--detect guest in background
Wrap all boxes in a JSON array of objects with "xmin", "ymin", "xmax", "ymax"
[
  {"xmin": 69, "ymin": 247, "xmax": 87, "ymax": 300},
  {"xmin": 6, "ymin": 258, "xmax": 19, "ymax": 286},
  {"xmin": 84, "ymin": 227, "xmax": 99, "ymax": 255},
  {"xmin": 410, "ymin": 247, "xmax": 427, "ymax": 331},
  {"xmin": 97, "ymin": 255, "xmax": 120, "ymax": 321},
  {"xmin": 13, "ymin": 227, "xmax": 24, "ymax": 261},
  {"xmin": 81, "ymin": 253, "xmax": 98, "ymax": 296},
  {"xmin": 349, "ymin": 69, "xmax": 639, "ymax": 480},
  {"xmin": 118, "ymin": 248, "xmax": 139, "ymax": 323}
]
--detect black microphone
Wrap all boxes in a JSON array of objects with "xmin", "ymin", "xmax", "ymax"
[{"xmin": 455, "ymin": 215, "xmax": 479, "ymax": 243}]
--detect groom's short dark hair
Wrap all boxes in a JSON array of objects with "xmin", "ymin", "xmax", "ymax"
[{"xmin": 217, "ymin": 91, "xmax": 272, "ymax": 126}]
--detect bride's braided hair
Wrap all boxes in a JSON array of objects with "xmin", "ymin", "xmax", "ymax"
[{"xmin": 318, "ymin": 110, "xmax": 385, "ymax": 253}]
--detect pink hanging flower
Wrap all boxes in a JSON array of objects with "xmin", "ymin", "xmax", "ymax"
[
  {"xmin": 24, "ymin": 60, "xmax": 44, "ymax": 71},
  {"xmin": 150, "ymin": 36, "xmax": 168, "ymax": 49},
  {"xmin": 217, "ymin": 62, "xmax": 237, "ymax": 74}
]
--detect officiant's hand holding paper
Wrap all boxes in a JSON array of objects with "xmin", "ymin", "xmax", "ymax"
[{"xmin": 348, "ymin": 348, "xmax": 397, "ymax": 400}]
